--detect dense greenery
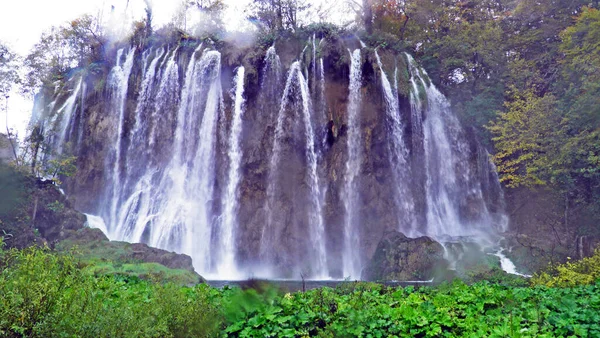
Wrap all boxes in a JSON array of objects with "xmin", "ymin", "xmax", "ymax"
[
  {"xmin": 1, "ymin": 241, "xmax": 600, "ymax": 337},
  {"xmin": 0, "ymin": 241, "xmax": 220, "ymax": 337},
  {"xmin": 532, "ymin": 249, "xmax": 600, "ymax": 288}
]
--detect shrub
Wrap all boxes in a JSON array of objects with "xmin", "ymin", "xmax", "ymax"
[
  {"xmin": 0, "ymin": 246, "xmax": 221, "ymax": 337},
  {"xmin": 531, "ymin": 249, "xmax": 600, "ymax": 287}
]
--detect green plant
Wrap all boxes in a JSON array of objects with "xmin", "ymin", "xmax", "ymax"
[
  {"xmin": 46, "ymin": 200, "xmax": 64, "ymax": 213},
  {"xmin": 532, "ymin": 249, "xmax": 600, "ymax": 287}
]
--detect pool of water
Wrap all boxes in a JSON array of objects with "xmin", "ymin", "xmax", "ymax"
[{"xmin": 206, "ymin": 279, "xmax": 433, "ymax": 292}]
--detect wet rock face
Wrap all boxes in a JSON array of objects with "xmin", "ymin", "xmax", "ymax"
[
  {"xmin": 362, "ymin": 231, "xmax": 447, "ymax": 281},
  {"xmin": 2, "ymin": 175, "xmax": 201, "ymax": 281},
  {"xmin": 28, "ymin": 181, "xmax": 86, "ymax": 246},
  {"xmin": 41, "ymin": 32, "xmax": 507, "ymax": 278}
]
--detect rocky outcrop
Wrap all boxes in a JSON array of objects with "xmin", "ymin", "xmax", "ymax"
[
  {"xmin": 362, "ymin": 231, "xmax": 447, "ymax": 281},
  {"xmin": 35, "ymin": 29, "xmax": 509, "ymax": 278},
  {"xmin": 0, "ymin": 174, "xmax": 202, "ymax": 284}
]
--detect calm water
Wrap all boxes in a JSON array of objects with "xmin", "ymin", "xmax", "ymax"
[{"xmin": 206, "ymin": 279, "xmax": 433, "ymax": 292}]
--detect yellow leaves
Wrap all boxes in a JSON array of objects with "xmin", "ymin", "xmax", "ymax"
[{"xmin": 487, "ymin": 87, "xmax": 563, "ymax": 188}]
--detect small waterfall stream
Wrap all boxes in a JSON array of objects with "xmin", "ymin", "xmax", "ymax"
[
  {"xmin": 342, "ymin": 49, "xmax": 363, "ymax": 279},
  {"xmin": 217, "ymin": 66, "xmax": 246, "ymax": 278},
  {"xmin": 55, "ymin": 78, "xmax": 82, "ymax": 153},
  {"xmin": 106, "ymin": 48, "xmax": 135, "ymax": 239},
  {"xmin": 265, "ymin": 61, "xmax": 328, "ymax": 278},
  {"xmin": 374, "ymin": 50, "xmax": 416, "ymax": 233}
]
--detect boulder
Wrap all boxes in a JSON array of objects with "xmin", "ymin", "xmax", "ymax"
[{"xmin": 362, "ymin": 231, "xmax": 447, "ymax": 281}]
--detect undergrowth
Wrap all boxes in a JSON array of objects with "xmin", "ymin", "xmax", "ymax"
[{"xmin": 1, "ymin": 239, "xmax": 599, "ymax": 337}]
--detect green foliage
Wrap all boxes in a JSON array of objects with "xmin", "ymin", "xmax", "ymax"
[
  {"xmin": 22, "ymin": 14, "xmax": 104, "ymax": 94},
  {"xmin": 45, "ymin": 200, "xmax": 64, "ymax": 213},
  {"xmin": 0, "ymin": 163, "xmax": 30, "ymax": 217},
  {"xmin": 221, "ymin": 280, "xmax": 600, "ymax": 337},
  {"xmin": 0, "ymin": 246, "xmax": 220, "ymax": 337},
  {"xmin": 45, "ymin": 155, "xmax": 77, "ymax": 185},
  {"xmin": 487, "ymin": 88, "xmax": 563, "ymax": 188},
  {"xmin": 0, "ymin": 42, "xmax": 20, "ymax": 95},
  {"xmin": 532, "ymin": 249, "xmax": 600, "ymax": 287},
  {"xmin": 2, "ymin": 245, "xmax": 600, "ymax": 336}
]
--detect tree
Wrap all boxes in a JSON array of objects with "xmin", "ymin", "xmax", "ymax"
[
  {"xmin": 0, "ymin": 42, "xmax": 21, "ymax": 164},
  {"xmin": 171, "ymin": 0, "xmax": 226, "ymax": 36},
  {"xmin": 21, "ymin": 15, "xmax": 104, "ymax": 95},
  {"xmin": 487, "ymin": 88, "xmax": 563, "ymax": 188},
  {"xmin": 246, "ymin": 0, "xmax": 311, "ymax": 31}
]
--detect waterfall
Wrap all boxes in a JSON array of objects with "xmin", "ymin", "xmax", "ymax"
[
  {"xmin": 103, "ymin": 47, "xmax": 224, "ymax": 276},
  {"xmin": 45, "ymin": 39, "xmax": 516, "ymax": 280},
  {"xmin": 258, "ymin": 46, "xmax": 282, "ymax": 268},
  {"xmin": 217, "ymin": 66, "xmax": 246, "ymax": 278},
  {"xmin": 374, "ymin": 51, "xmax": 415, "ymax": 233},
  {"xmin": 149, "ymin": 50, "xmax": 223, "ymax": 272},
  {"xmin": 106, "ymin": 48, "xmax": 135, "ymax": 234},
  {"xmin": 405, "ymin": 54, "xmax": 502, "ymax": 243},
  {"xmin": 126, "ymin": 48, "xmax": 165, "ymax": 173},
  {"xmin": 265, "ymin": 61, "xmax": 328, "ymax": 278},
  {"xmin": 76, "ymin": 81, "xmax": 87, "ymax": 147},
  {"xmin": 149, "ymin": 47, "xmax": 180, "ymax": 147},
  {"xmin": 342, "ymin": 49, "xmax": 363, "ymax": 279},
  {"xmin": 55, "ymin": 78, "xmax": 82, "ymax": 154},
  {"xmin": 260, "ymin": 45, "xmax": 282, "ymax": 109}
]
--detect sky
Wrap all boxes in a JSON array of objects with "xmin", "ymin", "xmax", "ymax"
[{"xmin": 0, "ymin": 0, "xmax": 349, "ymax": 140}]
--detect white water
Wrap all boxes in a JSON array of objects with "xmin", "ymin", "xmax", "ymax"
[
  {"xmin": 374, "ymin": 51, "xmax": 416, "ymax": 232},
  {"xmin": 405, "ymin": 54, "xmax": 500, "ymax": 241},
  {"xmin": 265, "ymin": 61, "xmax": 328, "ymax": 278},
  {"xmin": 47, "ymin": 42, "xmax": 517, "ymax": 280},
  {"xmin": 342, "ymin": 49, "xmax": 363, "ymax": 279},
  {"xmin": 491, "ymin": 250, "xmax": 531, "ymax": 277},
  {"xmin": 55, "ymin": 78, "xmax": 82, "ymax": 153},
  {"xmin": 85, "ymin": 213, "xmax": 109, "ymax": 236},
  {"xmin": 217, "ymin": 66, "xmax": 246, "ymax": 279},
  {"xmin": 106, "ymin": 48, "xmax": 135, "ymax": 238},
  {"xmin": 102, "ymin": 48, "xmax": 223, "ymax": 276},
  {"xmin": 149, "ymin": 47, "xmax": 180, "ymax": 146}
]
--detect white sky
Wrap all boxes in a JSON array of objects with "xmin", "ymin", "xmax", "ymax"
[{"xmin": 0, "ymin": 0, "xmax": 349, "ymax": 140}]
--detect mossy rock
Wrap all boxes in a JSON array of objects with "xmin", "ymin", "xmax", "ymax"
[
  {"xmin": 363, "ymin": 231, "xmax": 447, "ymax": 281},
  {"xmin": 56, "ymin": 228, "xmax": 204, "ymax": 286}
]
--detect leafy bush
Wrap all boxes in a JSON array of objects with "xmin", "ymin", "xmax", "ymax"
[
  {"xmin": 0, "ymin": 246, "xmax": 220, "ymax": 337},
  {"xmin": 221, "ymin": 280, "xmax": 600, "ymax": 337},
  {"xmin": 532, "ymin": 249, "xmax": 600, "ymax": 287}
]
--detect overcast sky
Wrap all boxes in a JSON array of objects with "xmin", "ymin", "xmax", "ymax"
[{"xmin": 0, "ymin": 0, "xmax": 349, "ymax": 139}]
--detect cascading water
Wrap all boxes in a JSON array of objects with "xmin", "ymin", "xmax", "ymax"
[
  {"xmin": 217, "ymin": 66, "xmax": 246, "ymax": 278},
  {"xmin": 342, "ymin": 49, "xmax": 363, "ymax": 279},
  {"xmin": 264, "ymin": 61, "xmax": 328, "ymax": 278},
  {"xmin": 99, "ymin": 47, "xmax": 225, "ymax": 276},
  {"xmin": 105, "ymin": 48, "xmax": 135, "ymax": 236},
  {"xmin": 374, "ymin": 50, "xmax": 416, "ymax": 233},
  {"xmin": 149, "ymin": 47, "xmax": 180, "ymax": 147},
  {"xmin": 45, "ymin": 38, "xmax": 519, "ymax": 280},
  {"xmin": 405, "ymin": 54, "xmax": 504, "ymax": 241},
  {"xmin": 54, "ymin": 78, "xmax": 82, "ymax": 153}
]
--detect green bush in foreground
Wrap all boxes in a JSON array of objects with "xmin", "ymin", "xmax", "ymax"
[
  {"xmin": 1, "ymin": 241, "xmax": 600, "ymax": 337},
  {"xmin": 223, "ymin": 281, "xmax": 600, "ymax": 337},
  {"xmin": 0, "ymin": 243, "xmax": 221, "ymax": 337}
]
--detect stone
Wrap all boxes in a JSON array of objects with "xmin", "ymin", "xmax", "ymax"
[{"xmin": 362, "ymin": 231, "xmax": 447, "ymax": 281}]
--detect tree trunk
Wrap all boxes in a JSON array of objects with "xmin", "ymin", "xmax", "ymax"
[
  {"xmin": 399, "ymin": 15, "xmax": 410, "ymax": 40},
  {"xmin": 363, "ymin": 0, "xmax": 373, "ymax": 34}
]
